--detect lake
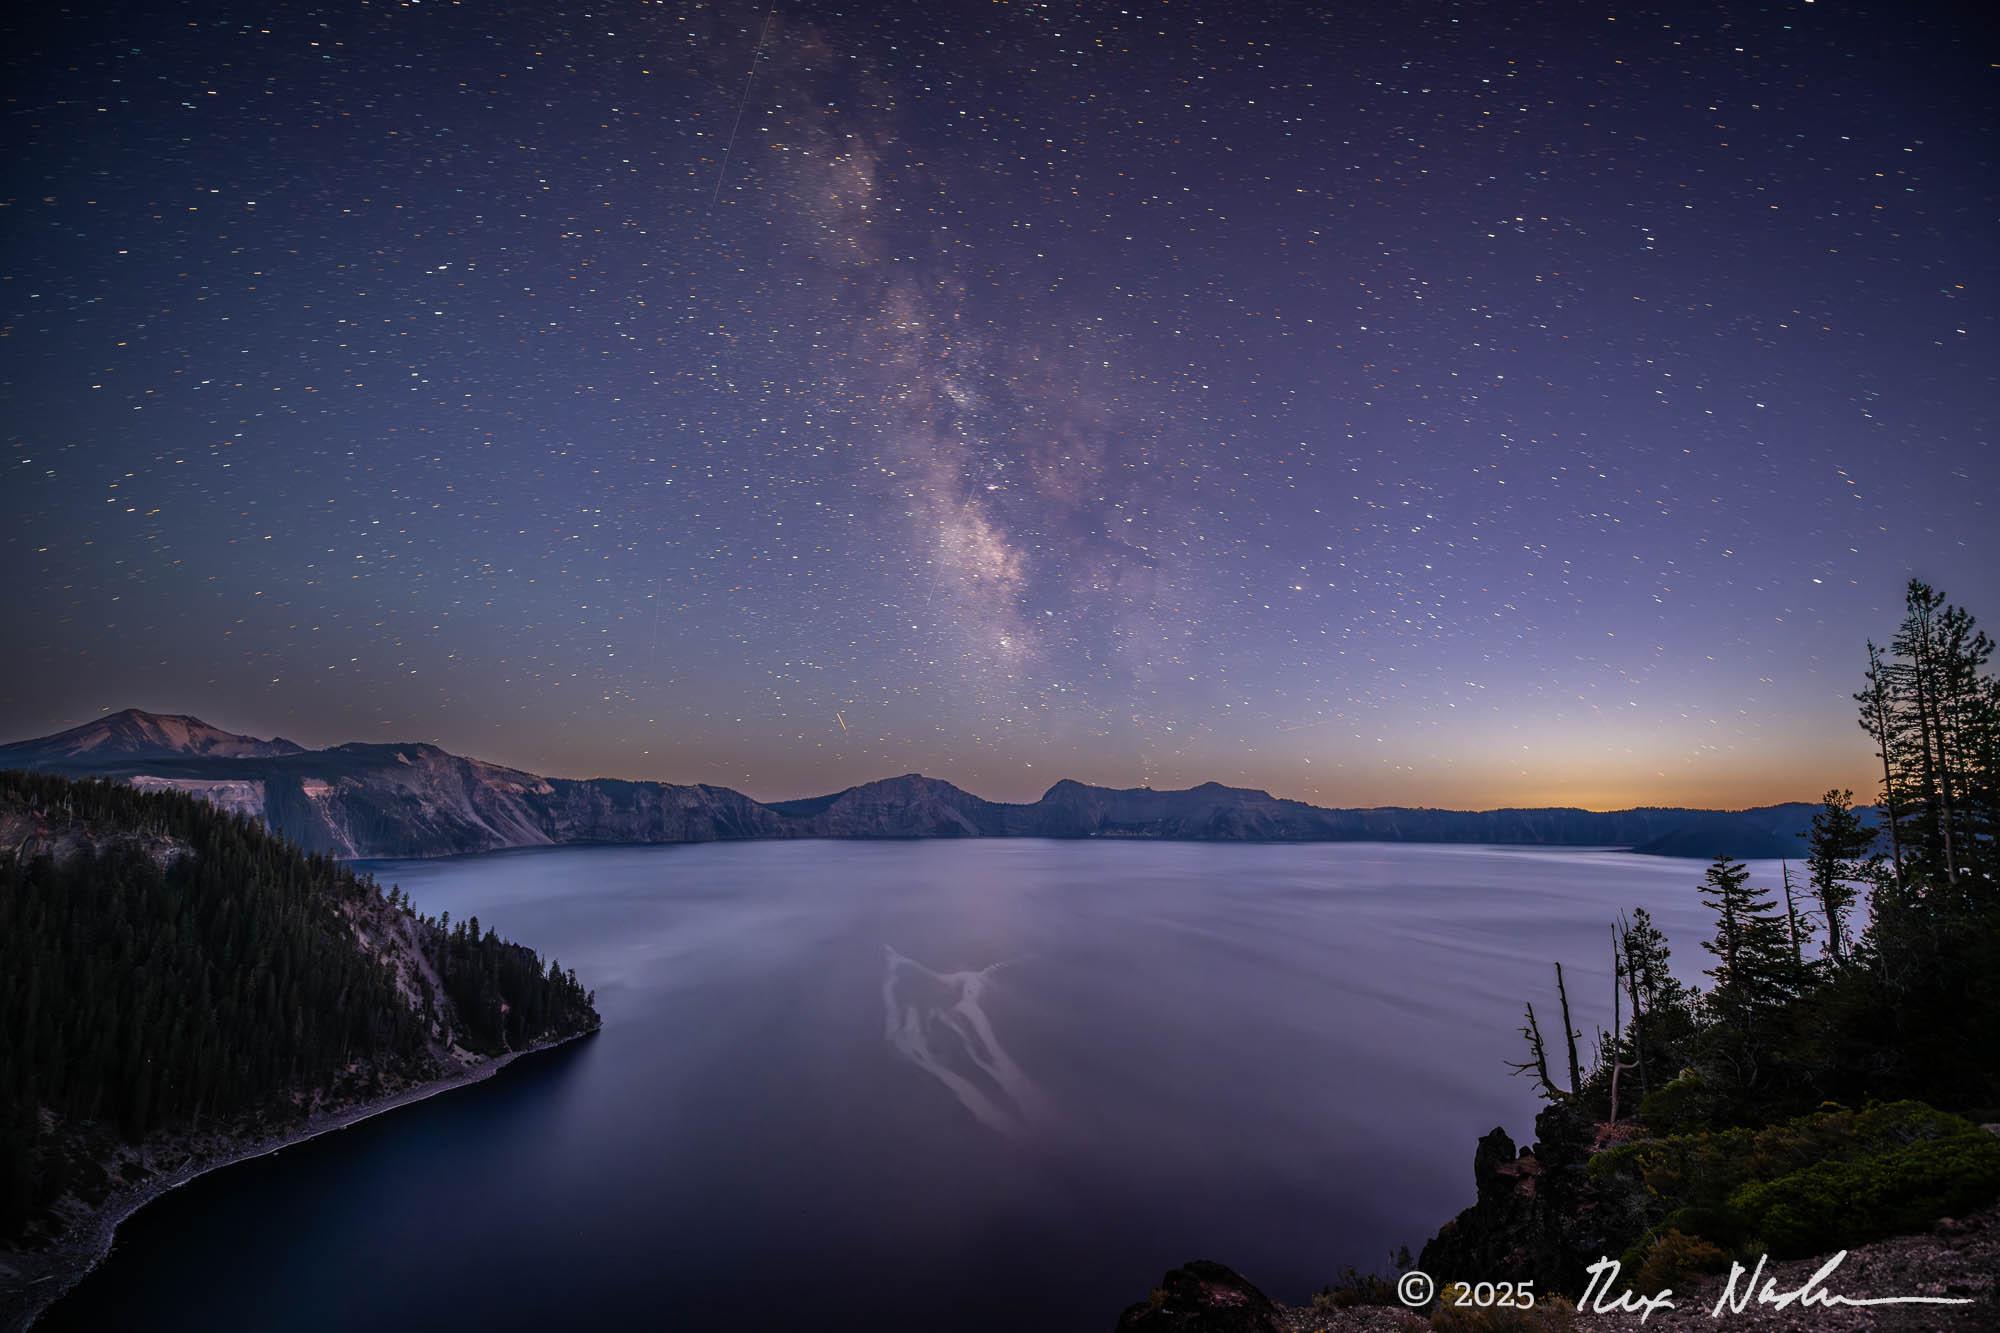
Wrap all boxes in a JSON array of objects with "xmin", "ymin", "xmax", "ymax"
[{"xmin": 43, "ymin": 839, "xmax": 1766, "ymax": 1331}]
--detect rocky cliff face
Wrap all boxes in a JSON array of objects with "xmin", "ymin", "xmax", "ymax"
[
  {"xmin": 250, "ymin": 745, "xmax": 792, "ymax": 858},
  {"xmin": 0, "ymin": 709, "xmax": 1842, "ymax": 861},
  {"xmin": 539, "ymin": 776, "xmax": 788, "ymax": 845},
  {"xmin": 1418, "ymin": 1101, "xmax": 1623, "ymax": 1297}
]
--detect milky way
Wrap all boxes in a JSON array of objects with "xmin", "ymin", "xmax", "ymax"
[{"xmin": 3, "ymin": 1, "xmax": 1994, "ymax": 807}]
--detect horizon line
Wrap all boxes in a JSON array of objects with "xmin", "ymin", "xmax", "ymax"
[{"xmin": 1, "ymin": 705, "xmax": 1853, "ymax": 819}]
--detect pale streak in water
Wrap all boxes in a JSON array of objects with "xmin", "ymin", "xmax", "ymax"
[{"xmin": 881, "ymin": 946, "xmax": 1051, "ymax": 1137}]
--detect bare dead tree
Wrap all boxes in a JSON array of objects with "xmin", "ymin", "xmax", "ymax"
[
  {"xmin": 1554, "ymin": 961, "xmax": 1582, "ymax": 1099},
  {"xmin": 1505, "ymin": 999, "xmax": 1568, "ymax": 1101},
  {"xmin": 1779, "ymin": 861, "xmax": 1805, "ymax": 971}
]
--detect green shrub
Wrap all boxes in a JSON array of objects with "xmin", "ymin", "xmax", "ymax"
[
  {"xmin": 1595, "ymin": 1101, "xmax": 1969, "ymax": 1202},
  {"xmin": 1590, "ymin": 1100, "xmax": 1997, "ymax": 1260},
  {"xmin": 1730, "ymin": 1130, "xmax": 2000, "ymax": 1257},
  {"xmin": 1633, "ymin": 1229, "xmax": 1727, "ymax": 1292},
  {"xmin": 1638, "ymin": 1073, "xmax": 1719, "ymax": 1136}
]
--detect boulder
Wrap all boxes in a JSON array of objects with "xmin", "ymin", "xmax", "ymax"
[{"xmin": 1115, "ymin": 1260, "xmax": 1288, "ymax": 1333}]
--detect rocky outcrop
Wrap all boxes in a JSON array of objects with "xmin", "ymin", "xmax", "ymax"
[
  {"xmin": 128, "ymin": 776, "xmax": 267, "ymax": 821},
  {"xmin": 1419, "ymin": 1101, "xmax": 1648, "ymax": 1299},
  {"xmin": 1115, "ymin": 1261, "xmax": 1288, "ymax": 1333},
  {"xmin": 0, "ymin": 709, "xmax": 1853, "ymax": 861},
  {"xmin": 1419, "ymin": 1125, "xmax": 1545, "ymax": 1283}
]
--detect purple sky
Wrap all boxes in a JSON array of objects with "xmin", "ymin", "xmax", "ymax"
[{"xmin": 3, "ymin": 1, "xmax": 1995, "ymax": 808}]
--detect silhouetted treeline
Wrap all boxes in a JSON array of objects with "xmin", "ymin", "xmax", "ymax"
[
  {"xmin": 1434, "ymin": 579, "xmax": 2000, "ymax": 1294},
  {"xmin": 1506, "ymin": 579, "xmax": 2000, "ymax": 1123},
  {"xmin": 0, "ymin": 771, "xmax": 598, "ymax": 1242},
  {"xmin": 428, "ymin": 911, "xmax": 593, "ymax": 1056}
]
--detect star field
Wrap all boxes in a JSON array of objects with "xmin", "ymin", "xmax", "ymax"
[{"xmin": 3, "ymin": 0, "xmax": 1995, "ymax": 807}]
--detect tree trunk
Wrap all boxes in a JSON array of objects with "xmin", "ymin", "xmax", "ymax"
[
  {"xmin": 1608, "ymin": 929, "xmax": 1624, "ymax": 1124},
  {"xmin": 1781, "ymin": 861, "xmax": 1809, "ymax": 965},
  {"xmin": 1555, "ymin": 961, "xmax": 1582, "ymax": 1100},
  {"xmin": 1869, "ymin": 652, "xmax": 1907, "ymax": 895},
  {"xmin": 1908, "ymin": 594, "xmax": 1961, "ymax": 883},
  {"xmin": 1616, "ymin": 920, "xmax": 1648, "ymax": 1096},
  {"xmin": 1511, "ymin": 1000, "xmax": 1567, "ymax": 1101}
]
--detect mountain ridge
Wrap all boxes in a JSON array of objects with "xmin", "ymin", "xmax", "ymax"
[
  {"xmin": 0, "ymin": 709, "xmax": 1843, "ymax": 861},
  {"xmin": 4, "ymin": 707, "xmax": 307, "ymax": 764}
]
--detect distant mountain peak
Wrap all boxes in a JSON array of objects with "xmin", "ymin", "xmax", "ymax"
[
  {"xmin": 1186, "ymin": 780, "xmax": 1277, "ymax": 800},
  {"xmin": 0, "ymin": 708, "xmax": 305, "ymax": 765},
  {"xmin": 842, "ymin": 773, "xmax": 970, "ymax": 798}
]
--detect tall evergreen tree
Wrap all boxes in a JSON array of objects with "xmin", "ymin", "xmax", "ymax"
[
  {"xmin": 1620, "ymin": 906, "xmax": 1677, "ymax": 1018},
  {"xmin": 1805, "ymin": 789, "xmax": 1873, "ymax": 963},
  {"xmin": 1879, "ymin": 581, "xmax": 1999, "ymax": 900},
  {"xmin": 1698, "ymin": 856, "xmax": 1792, "ymax": 1006}
]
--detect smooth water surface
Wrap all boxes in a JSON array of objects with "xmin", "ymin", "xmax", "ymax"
[{"xmin": 47, "ymin": 839, "xmax": 1763, "ymax": 1331}]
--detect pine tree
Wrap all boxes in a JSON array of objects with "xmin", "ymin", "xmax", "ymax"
[
  {"xmin": 1806, "ymin": 790, "xmax": 1874, "ymax": 963},
  {"xmin": 1618, "ymin": 906, "xmax": 1700, "ymax": 1095},
  {"xmin": 1620, "ymin": 907, "xmax": 1675, "ymax": 1014},
  {"xmin": 1698, "ymin": 856, "xmax": 1793, "ymax": 1014},
  {"xmin": 1880, "ymin": 581, "xmax": 1999, "ymax": 899}
]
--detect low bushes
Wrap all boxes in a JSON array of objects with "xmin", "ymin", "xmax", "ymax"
[
  {"xmin": 1731, "ymin": 1130, "xmax": 2000, "ymax": 1257},
  {"xmin": 1632, "ymin": 1229, "xmax": 1727, "ymax": 1292},
  {"xmin": 1591, "ymin": 1099, "xmax": 2000, "ymax": 1263}
]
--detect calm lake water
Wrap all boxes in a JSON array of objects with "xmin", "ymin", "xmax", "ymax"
[{"xmin": 45, "ymin": 839, "xmax": 1768, "ymax": 1331}]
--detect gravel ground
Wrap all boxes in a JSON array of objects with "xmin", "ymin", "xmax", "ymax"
[{"xmin": 1274, "ymin": 1204, "xmax": 2000, "ymax": 1332}]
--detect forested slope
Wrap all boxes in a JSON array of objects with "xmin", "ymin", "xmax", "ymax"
[{"xmin": 0, "ymin": 770, "xmax": 599, "ymax": 1251}]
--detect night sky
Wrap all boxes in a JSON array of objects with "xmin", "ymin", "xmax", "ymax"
[{"xmin": 3, "ymin": 1, "xmax": 1994, "ymax": 808}]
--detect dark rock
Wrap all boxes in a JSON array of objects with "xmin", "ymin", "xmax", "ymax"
[
  {"xmin": 1472, "ymin": 1125, "xmax": 1520, "ymax": 1209},
  {"xmin": 1115, "ymin": 1261, "xmax": 1287, "ymax": 1333},
  {"xmin": 1420, "ymin": 1101, "xmax": 1628, "ymax": 1297}
]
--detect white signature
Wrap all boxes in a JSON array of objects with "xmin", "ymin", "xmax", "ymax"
[{"xmin": 1578, "ymin": 1250, "xmax": 1975, "ymax": 1322}]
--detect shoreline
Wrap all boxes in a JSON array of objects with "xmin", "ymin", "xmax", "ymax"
[
  {"xmin": 351, "ymin": 834, "xmax": 1725, "ymax": 867},
  {"xmin": 1, "ymin": 1028, "xmax": 597, "ymax": 1333}
]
